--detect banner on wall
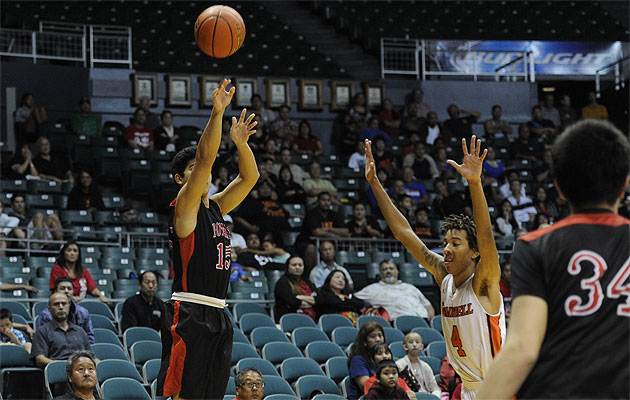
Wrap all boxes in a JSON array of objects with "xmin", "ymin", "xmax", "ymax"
[{"xmin": 424, "ymin": 40, "xmax": 624, "ymax": 75}]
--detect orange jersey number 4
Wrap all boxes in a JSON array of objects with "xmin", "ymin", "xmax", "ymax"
[{"xmin": 451, "ymin": 325, "xmax": 467, "ymax": 357}]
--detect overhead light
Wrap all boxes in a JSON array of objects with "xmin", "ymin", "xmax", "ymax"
[{"xmin": 542, "ymin": 87, "xmax": 556, "ymax": 92}]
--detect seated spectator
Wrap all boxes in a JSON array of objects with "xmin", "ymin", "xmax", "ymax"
[
  {"xmin": 154, "ymin": 110, "xmax": 180, "ymax": 152},
  {"xmin": 251, "ymin": 94, "xmax": 276, "ymax": 126},
  {"xmin": 336, "ymin": 112, "xmax": 361, "ymax": 157},
  {"xmin": 499, "ymin": 170, "xmax": 524, "ymax": 200},
  {"xmin": 403, "ymin": 142, "xmax": 439, "ymax": 181},
  {"xmin": 535, "ymin": 148, "xmax": 554, "ymax": 186},
  {"xmin": 314, "ymin": 269, "xmax": 363, "ymax": 324},
  {"xmin": 270, "ymin": 105, "xmax": 298, "ymax": 148},
  {"xmin": 527, "ymin": 105, "xmax": 557, "ymax": 142},
  {"xmin": 33, "ymin": 136, "xmax": 74, "ymax": 183},
  {"xmin": 349, "ymin": 92, "xmax": 372, "ymax": 130},
  {"xmin": 422, "ymin": 111, "xmax": 442, "ymax": 146},
  {"xmin": 8, "ymin": 142, "xmax": 39, "ymax": 179},
  {"xmin": 431, "ymin": 179, "xmax": 472, "ymax": 219},
  {"xmin": 121, "ymin": 270, "xmax": 165, "ymax": 332},
  {"xmin": 261, "ymin": 138, "xmax": 278, "ymax": 162},
  {"xmin": 276, "ymin": 165, "xmax": 306, "ymax": 205},
  {"xmin": 397, "ymin": 195, "xmax": 415, "ymax": 224},
  {"xmin": 348, "ymin": 140, "xmax": 367, "ymax": 171},
  {"xmin": 367, "ymin": 168, "xmax": 391, "ymax": 207},
  {"xmin": 364, "ymin": 344, "xmax": 413, "ymax": 398},
  {"xmin": 533, "ymin": 185, "xmax": 560, "ymax": 222},
  {"xmin": 271, "ymin": 148, "xmax": 309, "ymax": 185},
  {"xmin": 139, "ymin": 97, "xmax": 160, "ymax": 131},
  {"xmin": 433, "ymin": 147, "xmax": 454, "ymax": 180},
  {"xmin": 273, "ymin": 256, "xmax": 315, "ymax": 322},
  {"xmin": 581, "ymin": 91, "xmax": 609, "ymax": 120},
  {"xmin": 347, "ymin": 202, "xmax": 385, "ymax": 239},
  {"xmin": 8, "ymin": 193, "xmax": 64, "ymax": 249},
  {"xmin": 405, "ymin": 88, "xmax": 432, "ymax": 119},
  {"xmin": 0, "ymin": 308, "xmax": 31, "ymax": 352},
  {"xmin": 438, "ymin": 356, "xmax": 461, "ymax": 399},
  {"xmin": 540, "ymin": 93, "xmax": 561, "ymax": 127},
  {"xmin": 355, "ymin": 259, "xmax": 434, "ymax": 321},
  {"xmin": 234, "ymin": 180, "xmax": 289, "ymax": 244},
  {"xmin": 360, "ymin": 117, "xmax": 392, "ymax": 146},
  {"xmin": 400, "ymin": 102, "xmax": 425, "ymax": 137},
  {"xmin": 309, "ymin": 240, "xmax": 354, "ymax": 289},
  {"xmin": 395, "ymin": 332, "xmax": 441, "ymax": 397},
  {"xmin": 558, "ymin": 94, "xmax": 578, "ymax": 130},
  {"xmin": 500, "ymin": 262, "xmax": 513, "ymax": 321},
  {"xmin": 31, "ymin": 292, "xmax": 92, "ymax": 368},
  {"xmin": 234, "ymin": 367, "xmax": 265, "ymax": 400},
  {"xmin": 224, "ymin": 214, "xmax": 246, "ymax": 252},
  {"xmin": 255, "ymin": 156, "xmax": 278, "ymax": 189},
  {"xmin": 237, "ymin": 233, "xmax": 286, "ymax": 271},
  {"xmin": 510, "ymin": 124, "xmax": 542, "ymax": 162},
  {"xmin": 371, "ymin": 136, "xmax": 397, "ymax": 173},
  {"xmin": 212, "ymin": 164, "xmax": 231, "ymax": 192},
  {"xmin": 49, "ymin": 240, "xmax": 109, "ymax": 303},
  {"xmin": 378, "ymin": 98, "xmax": 400, "ymax": 136},
  {"xmin": 534, "ymin": 212, "xmax": 551, "ymax": 230},
  {"xmin": 125, "ymin": 108, "xmax": 154, "ymax": 150},
  {"xmin": 506, "ymin": 179, "xmax": 537, "ymax": 227},
  {"xmin": 66, "ymin": 170, "xmax": 104, "ymax": 213},
  {"xmin": 14, "ymin": 92, "xmax": 47, "ymax": 143},
  {"xmin": 303, "ymin": 161, "xmax": 340, "ymax": 206},
  {"xmin": 494, "ymin": 199, "xmax": 520, "ymax": 237},
  {"xmin": 247, "ymin": 114, "xmax": 268, "ymax": 153},
  {"xmin": 0, "ymin": 202, "xmax": 22, "ymax": 257},
  {"xmin": 483, "ymin": 105, "xmax": 512, "ymax": 141},
  {"xmin": 347, "ymin": 322, "xmax": 386, "ymax": 400},
  {"xmin": 52, "ymin": 350, "xmax": 100, "ymax": 400},
  {"xmin": 481, "ymin": 145, "xmax": 504, "ymax": 182},
  {"xmin": 443, "ymin": 104, "xmax": 480, "ymax": 140},
  {"xmin": 38, "ymin": 277, "xmax": 95, "ymax": 344},
  {"xmin": 292, "ymin": 120, "xmax": 324, "ymax": 156},
  {"xmin": 229, "ymin": 252, "xmax": 254, "ymax": 283},
  {"xmin": 71, "ymin": 97, "xmax": 101, "ymax": 136},
  {"xmin": 412, "ymin": 207, "xmax": 437, "ymax": 240},
  {"xmin": 365, "ymin": 360, "xmax": 410, "ymax": 400}
]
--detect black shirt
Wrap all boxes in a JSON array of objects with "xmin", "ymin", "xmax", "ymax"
[
  {"xmin": 444, "ymin": 115, "xmax": 476, "ymax": 139},
  {"xmin": 297, "ymin": 208, "xmax": 346, "ymax": 243},
  {"xmin": 66, "ymin": 187, "xmax": 105, "ymax": 211},
  {"xmin": 53, "ymin": 390, "xmax": 101, "ymax": 399},
  {"xmin": 33, "ymin": 154, "xmax": 70, "ymax": 180},
  {"xmin": 31, "ymin": 321, "xmax": 91, "ymax": 361},
  {"xmin": 512, "ymin": 210, "xmax": 630, "ymax": 399},
  {"xmin": 120, "ymin": 293, "xmax": 165, "ymax": 332}
]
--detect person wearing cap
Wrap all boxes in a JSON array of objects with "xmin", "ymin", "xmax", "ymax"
[
  {"xmin": 71, "ymin": 97, "xmax": 101, "ymax": 136},
  {"xmin": 224, "ymin": 214, "xmax": 246, "ymax": 251}
]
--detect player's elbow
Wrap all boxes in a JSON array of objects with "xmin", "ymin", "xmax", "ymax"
[{"xmin": 505, "ymin": 336, "xmax": 541, "ymax": 368}]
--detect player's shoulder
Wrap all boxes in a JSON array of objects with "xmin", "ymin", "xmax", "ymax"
[{"xmin": 520, "ymin": 212, "xmax": 629, "ymax": 243}]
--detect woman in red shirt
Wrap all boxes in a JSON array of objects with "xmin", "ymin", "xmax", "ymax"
[
  {"xmin": 49, "ymin": 240, "xmax": 109, "ymax": 303},
  {"xmin": 292, "ymin": 120, "xmax": 324, "ymax": 156}
]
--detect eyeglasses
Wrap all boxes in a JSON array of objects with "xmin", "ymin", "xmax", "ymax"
[{"xmin": 240, "ymin": 382, "xmax": 264, "ymax": 389}]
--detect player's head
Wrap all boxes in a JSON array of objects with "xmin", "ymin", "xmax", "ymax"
[
  {"xmin": 402, "ymin": 332, "xmax": 424, "ymax": 356},
  {"xmin": 552, "ymin": 120, "xmax": 629, "ymax": 210},
  {"xmin": 171, "ymin": 146, "xmax": 211, "ymax": 190},
  {"xmin": 441, "ymin": 214, "xmax": 480, "ymax": 274},
  {"xmin": 375, "ymin": 360, "xmax": 399, "ymax": 390}
]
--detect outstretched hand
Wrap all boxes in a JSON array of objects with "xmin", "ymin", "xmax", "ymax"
[
  {"xmin": 230, "ymin": 108, "xmax": 257, "ymax": 145},
  {"xmin": 212, "ymin": 79, "xmax": 236, "ymax": 112},
  {"xmin": 364, "ymin": 139, "xmax": 377, "ymax": 183},
  {"xmin": 447, "ymin": 135, "xmax": 487, "ymax": 183}
]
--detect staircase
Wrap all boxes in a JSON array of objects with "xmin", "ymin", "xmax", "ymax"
[{"xmin": 262, "ymin": 1, "xmax": 381, "ymax": 81}]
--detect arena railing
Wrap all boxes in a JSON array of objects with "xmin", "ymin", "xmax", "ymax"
[{"xmin": 595, "ymin": 55, "xmax": 628, "ymax": 98}]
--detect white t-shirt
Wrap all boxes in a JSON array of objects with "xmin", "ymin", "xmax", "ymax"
[{"xmin": 354, "ymin": 281, "xmax": 432, "ymax": 319}]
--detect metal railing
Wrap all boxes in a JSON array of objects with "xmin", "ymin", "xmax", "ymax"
[{"xmin": 595, "ymin": 55, "xmax": 629, "ymax": 98}]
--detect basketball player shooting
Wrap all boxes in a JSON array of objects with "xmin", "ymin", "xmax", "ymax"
[
  {"xmin": 365, "ymin": 136, "xmax": 505, "ymax": 400},
  {"xmin": 157, "ymin": 78, "xmax": 259, "ymax": 400}
]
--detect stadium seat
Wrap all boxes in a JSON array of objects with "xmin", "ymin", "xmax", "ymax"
[
  {"xmin": 340, "ymin": 376, "xmax": 351, "ymax": 398},
  {"xmin": 331, "ymin": 326, "xmax": 358, "ymax": 348},
  {"xmin": 240, "ymin": 313, "xmax": 276, "ymax": 335},
  {"xmin": 411, "ymin": 327, "xmax": 444, "ymax": 345},
  {"xmin": 233, "ymin": 302, "xmax": 268, "ymax": 321},
  {"xmin": 312, "ymin": 395, "xmax": 346, "ymax": 400},
  {"xmin": 318, "ymin": 314, "xmax": 353, "ymax": 338},
  {"xmin": 372, "ymin": 250, "xmax": 406, "ymax": 264},
  {"xmin": 91, "ymin": 343, "xmax": 129, "ymax": 361},
  {"xmin": 295, "ymin": 375, "xmax": 341, "ymax": 398},
  {"xmin": 426, "ymin": 341, "xmax": 447, "ymax": 360},
  {"xmin": 0, "ymin": 256, "xmax": 24, "ymax": 267},
  {"xmin": 261, "ymin": 342, "xmax": 302, "ymax": 365},
  {"xmin": 357, "ymin": 315, "xmax": 390, "ymax": 328},
  {"xmin": 235, "ymin": 358, "xmax": 280, "ymax": 377},
  {"xmin": 91, "ymin": 314, "xmax": 117, "ymax": 333},
  {"xmin": 225, "ymin": 376, "xmax": 236, "ymax": 395},
  {"xmin": 389, "ymin": 341, "xmax": 407, "ymax": 360},
  {"xmin": 416, "ymin": 393, "xmax": 440, "ymax": 400},
  {"xmin": 232, "ymin": 342, "xmax": 260, "ymax": 365},
  {"xmin": 291, "ymin": 327, "xmax": 330, "ymax": 350},
  {"xmin": 394, "ymin": 315, "xmax": 430, "ymax": 333},
  {"xmin": 97, "ymin": 359, "xmax": 144, "ymax": 385},
  {"xmin": 262, "ymin": 375, "xmax": 297, "ymax": 397},
  {"xmin": 250, "ymin": 326, "xmax": 290, "ymax": 349},
  {"xmin": 0, "ymin": 301, "xmax": 32, "ymax": 322},
  {"xmin": 233, "ymin": 329, "xmax": 250, "ymax": 344},
  {"xmin": 324, "ymin": 356, "xmax": 348, "ymax": 384},
  {"xmin": 279, "ymin": 313, "xmax": 317, "ymax": 333},
  {"xmin": 44, "ymin": 360, "xmax": 67, "ymax": 399},
  {"xmin": 264, "ymin": 395, "xmax": 298, "ymax": 400},
  {"xmin": 304, "ymin": 341, "xmax": 345, "ymax": 364},
  {"xmin": 419, "ymin": 356, "xmax": 441, "ymax": 375},
  {"xmin": 78, "ymin": 300, "xmax": 115, "ymax": 320},
  {"xmin": 123, "ymin": 327, "xmax": 161, "ymax": 349},
  {"xmin": 129, "ymin": 340, "xmax": 161, "ymax": 369},
  {"xmin": 383, "ymin": 327, "xmax": 405, "ymax": 344},
  {"xmin": 142, "ymin": 358, "xmax": 161, "ymax": 383},
  {"xmin": 101, "ymin": 377, "xmax": 151, "ymax": 400},
  {"xmin": 280, "ymin": 357, "xmax": 324, "ymax": 384},
  {"xmin": 430, "ymin": 315, "xmax": 442, "ymax": 334}
]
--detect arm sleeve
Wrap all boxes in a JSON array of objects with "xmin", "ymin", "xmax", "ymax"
[
  {"xmin": 125, "ymin": 126, "xmax": 134, "ymax": 141},
  {"xmin": 82, "ymin": 269, "xmax": 97, "ymax": 293},
  {"xmin": 120, "ymin": 299, "xmax": 137, "ymax": 333},
  {"xmin": 413, "ymin": 286, "xmax": 431, "ymax": 306},
  {"xmin": 79, "ymin": 309, "xmax": 95, "ymax": 344},
  {"xmin": 37, "ymin": 309, "xmax": 51, "ymax": 328},
  {"xmin": 273, "ymin": 277, "xmax": 301, "ymax": 310},
  {"xmin": 420, "ymin": 361, "xmax": 442, "ymax": 396},
  {"xmin": 350, "ymin": 355, "xmax": 372, "ymax": 379},
  {"xmin": 315, "ymin": 290, "xmax": 364, "ymax": 313},
  {"xmin": 49, "ymin": 265, "xmax": 64, "ymax": 290},
  {"xmin": 29, "ymin": 330, "xmax": 48, "ymax": 360},
  {"xmin": 511, "ymin": 239, "xmax": 547, "ymax": 300}
]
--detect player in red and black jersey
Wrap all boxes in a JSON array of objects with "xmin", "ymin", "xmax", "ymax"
[
  {"xmin": 156, "ymin": 79, "xmax": 259, "ymax": 400},
  {"xmin": 479, "ymin": 120, "xmax": 630, "ymax": 399}
]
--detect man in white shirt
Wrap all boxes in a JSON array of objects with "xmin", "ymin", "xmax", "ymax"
[
  {"xmin": 348, "ymin": 140, "xmax": 366, "ymax": 170},
  {"xmin": 270, "ymin": 148, "xmax": 309, "ymax": 185},
  {"xmin": 355, "ymin": 259, "xmax": 435, "ymax": 320},
  {"xmin": 308, "ymin": 240, "xmax": 354, "ymax": 289},
  {"xmin": 506, "ymin": 179, "xmax": 536, "ymax": 225},
  {"xmin": 224, "ymin": 214, "xmax": 246, "ymax": 252}
]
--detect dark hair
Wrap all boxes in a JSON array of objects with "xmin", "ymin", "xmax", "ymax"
[
  {"xmin": 138, "ymin": 270, "xmax": 161, "ymax": 285},
  {"xmin": 370, "ymin": 343, "xmax": 393, "ymax": 364},
  {"xmin": 320, "ymin": 269, "xmax": 351, "ymax": 295},
  {"xmin": 54, "ymin": 276, "xmax": 74, "ymax": 291},
  {"xmin": 251, "ymin": 93, "xmax": 262, "ymax": 102},
  {"xmin": 552, "ymin": 120, "xmax": 629, "ymax": 209},
  {"xmin": 498, "ymin": 199, "xmax": 519, "ymax": 234},
  {"xmin": 133, "ymin": 107, "xmax": 145, "ymax": 118},
  {"xmin": 441, "ymin": 214, "xmax": 479, "ymax": 253},
  {"xmin": 298, "ymin": 119, "xmax": 312, "ymax": 137},
  {"xmin": 19, "ymin": 93, "xmax": 33, "ymax": 107},
  {"xmin": 56, "ymin": 240, "xmax": 84, "ymax": 277},
  {"xmin": 492, "ymin": 104, "xmax": 502, "ymax": 112},
  {"xmin": 348, "ymin": 321, "xmax": 385, "ymax": 369},
  {"xmin": 66, "ymin": 350, "xmax": 97, "ymax": 382},
  {"xmin": 161, "ymin": 110, "xmax": 173, "ymax": 119},
  {"xmin": 0, "ymin": 308, "xmax": 13, "ymax": 321},
  {"xmin": 317, "ymin": 191, "xmax": 331, "ymax": 200},
  {"xmin": 375, "ymin": 359, "xmax": 399, "ymax": 378},
  {"xmin": 532, "ymin": 105, "xmax": 542, "ymax": 113},
  {"xmin": 10, "ymin": 193, "xmax": 26, "ymax": 205},
  {"xmin": 235, "ymin": 367, "xmax": 262, "ymax": 387},
  {"xmin": 171, "ymin": 146, "xmax": 197, "ymax": 184},
  {"xmin": 278, "ymin": 165, "xmax": 294, "ymax": 183},
  {"xmin": 378, "ymin": 259, "xmax": 398, "ymax": 272}
]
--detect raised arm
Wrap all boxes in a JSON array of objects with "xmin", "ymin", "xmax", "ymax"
[
  {"xmin": 211, "ymin": 108, "xmax": 259, "ymax": 215},
  {"xmin": 447, "ymin": 136, "xmax": 501, "ymax": 312},
  {"xmin": 364, "ymin": 139, "xmax": 447, "ymax": 284}
]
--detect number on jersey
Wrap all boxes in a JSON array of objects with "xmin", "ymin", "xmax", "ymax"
[
  {"xmin": 215, "ymin": 243, "xmax": 231, "ymax": 270},
  {"xmin": 451, "ymin": 325, "xmax": 467, "ymax": 357}
]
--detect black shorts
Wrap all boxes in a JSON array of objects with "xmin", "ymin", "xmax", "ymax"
[{"xmin": 157, "ymin": 300, "xmax": 233, "ymax": 399}]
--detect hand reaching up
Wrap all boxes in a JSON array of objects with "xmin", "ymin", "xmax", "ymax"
[
  {"xmin": 230, "ymin": 108, "xmax": 257, "ymax": 145},
  {"xmin": 447, "ymin": 135, "xmax": 487, "ymax": 184},
  {"xmin": 212, "ymin": 79, "xmax": 236, "ymax": 112},
  {"xmin": 364, "ymin": 139, "xmax": 377, "ymax": 183}
]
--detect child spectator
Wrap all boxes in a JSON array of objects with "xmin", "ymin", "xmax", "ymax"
[
  {"xmin": 0, "ymin": 308, "xmax": 31, "ymax": 352},
  {"xmin": 364, "ymin": 343, "xmax": 414, "ymax": 397},
  {"xmin": 395, "ymin": 332, "xmax": 442, "ymax": 397},
  {"xmin": 229, "ymin": 252, "xmax": 254, "ymax": 283},
  {"xmin": 365, "ymin": 359, "xmax": 413, "ymax": 400}
]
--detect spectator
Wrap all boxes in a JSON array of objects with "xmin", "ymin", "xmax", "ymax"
[
  {"xmin": 0, "ymin": 281, "xmax": 37, "ymax": 294},
  {"xmin": 237, "ymin": 233, "xmax": 286, "ymax": 271},
  {"xmin": 261, "ymin": 138, "xmax": 278, "ymax": 162},
  {"xmin": 401, "ymin": 167, "xmax": 429, "ymax": 207},
  {"xmin": 349, "ymin": 92, "xmax": 372, "ymax": 130},
  {"xmin": 348, "ymin": 140, "xmax": 367, "ymax": 170},
  {"xmin": 533, "ymin": 185, "xmax": 560, "ymax": 221},
  {"xmin": 405, "ymin": 88, "xmax": 432, "ymax": 119},
  {"xmin": 154, "ymin": 110, "xmax": 180, "ymax": 152},
  {"xmin": 499, "ymin": 262, "xmax": 512, "ymax": 320},
  {"xmin": 66, "ymin": 170, "xmax": 104, "ymax": 213},
  {"xmin": 271, "ymin": 148, "xmax": 309, "ymax": 185},
  {"xmin": 71, "ymin": 97, "xmax": 101, "ymax": 136},
  {"xmin": 303, "ymin": 161, "xmax": 340, "ymax": 206},
  {"xmin": 251, "ymin": 94, "xmax": 276, "ymax": 126},
  {"xmin": 431, "ymin": 179, "xmax": 472, "ymax": 219},
  {"xmin": 558, "ymin": 94, "xmax": 578, "ymax": 130},
  {"xmin": 309, "ymin": 240, "xmax": 354, "ymax": 289},
  {"xmin": 510, "ymin": 124, "xmax": 542, "ymax": 162},
  {"xmin": 483, "ymin": 105, "xmax": 512, "ymax": 141},
  {"xmin": 49, "ymin": 240, "xmax": 109, "ymax": 303},
  {"xmin": 422, "ymin": 111, "xmax": 442, "ymax": 146},
  {"xmin": 247, "ymin": 114, "xmax": 268, "ymax": 152},
  {"xmin": 336, "ymin": 113, "xmax": 361, "ymax": 157},
  {"xmin": 499, "ymin": 170, "xmax": 524, "ymax": 200},
  {"xmin": 527, "ymin": 105, "xmax": 557, "ymax": 142},
  {"xmin": 120, "ymin": 270, "xmax": 165, "ymax": 332},
  {"xmin": 370, "ymin": 136, "xmax": 397, "ymax": 173},
  {"xmin": 443, "ymin": 104, "xmax": 480, "ymax": 140},
  {"xmin": 378, "ymin": 98, "xmax": 401, "ymax": 136},
  {"xmin": 53, "ymin": 350, "xmax": 100, "ymax": 400},
  {"xmin": 433, "ymin": 147, "xmax": 455, "ymax": 180},
  {"xmin": 14, "ymin": 92, "xmax": 47, "ymax": 143},
  {"xmin": 292, "ymin": 120, "xmax": 324, "ymax": 156},
  {"xmin": 400, "ymin": 102, "xmax": 425, "ymax": 137},
  {"xmin": 234, "ymin": 180, "xmax": 290, "ymax": 245},
  {"xmin": 38, "ymin": 276, "xmax": 95, "ymax": 344},
  {"xmin": 438, "ymin": 356, "xmax": 461, "ymax": 399},
  {"xmin": 534, "ymin": 212, "xmax": 550, "ymax": 230},
  {"xmin": 0, "ymin": 202, "xmax": 22, "ymax": 257},
  {"xmin": 396, "ymin": 194, "xmax": 415, "ymax": 225},
  {"xmin": 276, "ymin": 165, "xmax": 306, "ymax": 205},
  {"xmin": 33, "ymin": 136, "xmax": 74, "ymax": 183},
  {"xmin": 8, "ymin": 193, "xmax": 64, "ymax": 249},
  {"xmin": 364, "ymin": 344, "xmax": 414, "ymax": 398},
  {"xmin": 8, "ymin": 142, "xmax": 39, "ymax": 180},
  {"xmin": 506, "ymin": 179, "xmax": 537, "ymax": 226},
  {"xmin": 347, "ymin": 202, "xmax": 385, "ymax": 239},
  {"xmin": 360, "ymin": 117, "xmax": 392, "ymax": 146},
  {"xmin": 255, "ymin": 156, "xmax": 278, "ymax": 189},
  {"xmin": 270, "ymin": 105, "xmax": 298, "ymax": 148},
  {"xmin": 494, "ymin": 199, "xmax": 520, "ymax": 237},
  {"xmin": 540, "ymin": 93, "xmax": 561, "ymax": 127},
  {"xmin": 224, "ymin": 214, "xmax": 246, "ymax": 252},
  {"xmin": 412, "ymin": 207, "xmax": 437, "ymax": 240},
  {"xmin": 273, "ymin": 255, "xmax": 316, "ymax": 322},
  {"xmin": 403, "ymin": 142, "xmax": 439, "ymax": 181},
  {"xmin": 355, "ymin": 259, "xmax": 434, "ymax": 321},
  {"xmin": 31, "ymin": 292, "xmax": 92, "ymax": 368},
  {"xmin": 581, "ymin": 91, "xmax": 609, "ymax": 120},
  {"xmin": 481, "ymin": 145, "xmax": 505, "ymax": 182},
  {"xmin": 347, "ymin": 322, "xmax": 386, "ymax": 400},
  {"xmin": 212, "ymin": 164, "xmax": 231, "ymax": 192},
  {"xmin": 125, "ymin": 108, "xmax": 154, "ymax": 150},
  {"xmin": 313, "ymin": 269, "xmax": 364, "ymax": 323},
  {"xmin": 365, "ymin": 361, "xmax": 409, "ymax": 400},
  {"xmin": 395, "ymin": 332, "xmax": 442, "ymax": 397},
  {"xmin": 234, "ymin": 367, "xmax": 264, "ymax": 400},
  {"xmin": 139, "ymin": 97, "xmax": 160, "ymax": 131},
  {"xmin": 0, "ymin": 308, "xmax": 31, "ymax": 352},
  {"xmin": 229, "ymin": 252, "xmax": 254, "ymax": 283}
]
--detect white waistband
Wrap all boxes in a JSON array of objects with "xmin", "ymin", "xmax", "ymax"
[{"xmin": 171, "ymin": 292, "xmax": 226, "ymax": 308}]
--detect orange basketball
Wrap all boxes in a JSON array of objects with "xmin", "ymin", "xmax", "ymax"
[{"xmin": 194, "ymin": 5, "xmax": 246, "ymax": 58}]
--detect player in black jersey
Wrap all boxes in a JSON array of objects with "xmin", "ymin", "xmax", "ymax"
[
  {"xmin": 479, "ymin": 120, "xmax": 630, "ymax": 399},
  {"xmin": 157, "ymin": 79, "xmax": 259, "ymax": 400}
]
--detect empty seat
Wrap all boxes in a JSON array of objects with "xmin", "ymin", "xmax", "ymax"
[
  {"xmin": 357, "ymin": 315, "xmax": 390, "ymax": 328},
  {"xmin": 292, "ymin": 327, "xmax": 330, "ymax": 350},
  {"xmin": 261, "ymin": 342, "xmax": 302, "ymax": 365},
  {"xmin": 394, "ymin": 315, "xmax": 430, "ymax": 333},
  {"xmin": 294, "ymin": 375, "xmax": 341, "ymax": 398},
  {"xmin": 235, "ymin": 357, "xmax": 279, "ymax": 377},
  {"xmin": 279, "ymin": 313, "xmax": 316, "ymax": 333},
  {"xmin": 123, "ymin": 326, "xmax": 161, "ymax": 349},
  {"xmin": 324, "ymin": 356, "xmax": 348, "ymax": 384},
  {"xmin": 250, "ymin": 326, "xmax": 290, "ymax": 349},
  {"xmin": 232, "ymin": 342, "xmax": 260, "ymax": 365},
  {"xmin": 331, "ymin": 326, "xmax": 358, "ymax": 348},
  {"xmin": 280, "ymin": 357, "xmax": 324, "ymax": 384},
  {"xmin": 240, "ymin": 313, "xmax": 276, "ymax": 335},
  {"xmin": 304, "ymin": 341, "xmax": 345, "ymax": 364},
  {"xmin": 101, "ymin": 377, "xmax": 151, "ymax": 400}
]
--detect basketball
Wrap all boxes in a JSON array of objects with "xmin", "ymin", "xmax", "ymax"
[{"xmin": 194, "ymin": 5, "xmax": 246, "ymax": 58}]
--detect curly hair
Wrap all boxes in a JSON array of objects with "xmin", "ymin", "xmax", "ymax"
[{"xmin": 440, "ymin": 214, "xmax": 478, "ymax": 252}]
